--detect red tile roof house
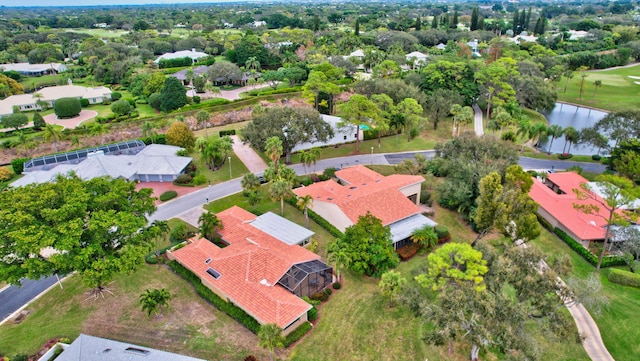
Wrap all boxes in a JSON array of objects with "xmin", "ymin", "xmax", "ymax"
[
  {"xmin": 167, "ymin": 206, "xmax": 332, "ymax": 335},
  {"xmin": 529, "ymin": 172, "xmax": 626, "ymax": 247},
  {"xmin": 293, "ymin": 165, "xmax": 437, "ymax": 250}
]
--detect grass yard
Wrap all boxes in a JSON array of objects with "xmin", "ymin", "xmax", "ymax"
[
  {"xmin": 62, "ymin": 28, "xmax": 128, "ymax": 38},
  {"xmin": 530, "ymin": 228, "xmax": 640, "ymax": 361},
  {"xmin": 557, "ymin": 64, "xmax": 640, "ymax": 112},
  {"xmin": 189, "ymin": 146, "xmax": 250, "ymax": 184}
]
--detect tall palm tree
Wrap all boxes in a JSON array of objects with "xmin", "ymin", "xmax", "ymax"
[
  {"xmin": 245, "ymin": 56, "xmax": 261, "ymax": 72},
  {"xmin": 258, "ymin": 323, "xmax": 285, "ymax": 361},
  {"xmin": 42, "ymin": 124, "xmax": 64, "ymax": 152},
  {"xmin": 296, "ymin": 194, "xmax": 313, "ymax": 229},
  {"xmin": 529, "ymin": 123, "xmax": 548, "ymax": 147},
  {"xmin": 16, "ymin": 131, "xmax": 31, "ymax": 157},
  {"xmin": 410, "ymin": 226, "xmax": 438, "ymax": 249},
  {"xmin": 563, "ymin": 126, "xmax": 580, "ymax": 154},
  {"xmin": 310, "ymin": 147, "xmax": 321, "ymax": 173},
  {"xmin": 593, "ymin": 80, "xmax": 602, "ymax": 98},
  {"xmin": 299, "ymin": 150, "xmax": 309, "ymax": 175},
  {"xmin": 185, "ymin": 67, "xmax": 195, "ymax": 87},
  {"xmin": 327, "ymin": 240, "xmax": 349, "ymax": 282},
  {"xmin": 241, "ymin": 173, "xmax": 261, "ymax": 194},
  {"xmin": 89, "ymin": 123, "xmax": 108, "ymax": 144},
  {"xmin": 198, "ymin": 211, "xmax": 223, "ymax": 241},
  {"xmin": 151, "ymin": 220, "xmax": 170, "ymax": 257},
  {"xmin": 389, "ymin": 113, "xmax": 406, "ymax": 145},
  {"xmin": 269, "ymin": 177, "xmax": 293, "ymax": 216},
  {"xmin": 546, "ymin": 124, "xmax": 563, "ymax": 153},
  {"xmin": 265, "ymin": 136, "xmax": 283, "ymax": 176},
  {"xmin": 195, "ymin": 110, "xmax": 210, "ymax": 136}
]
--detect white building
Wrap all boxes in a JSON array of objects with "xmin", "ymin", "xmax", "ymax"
[
  {"xmin": 155, "ymin": 49, "xmax": 209, "ymax": 64},
  {"xmin": 0, "ymin": 62, "xmax": 67, "ymax": 76},
  {"xmin": 0, "ymin": 84, "xmax": 112, "ymax": 116},
  {"xmin": 292, "ymin": 114, "xmax": 363, "ymax": 153},
  {"xmin": 405, "ymin": 51, "xmax": 428, "ymax": 68}
]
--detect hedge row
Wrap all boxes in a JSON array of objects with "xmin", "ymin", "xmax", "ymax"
[
  {"xmin": 286, "ymin": 196, "xmax": 344, "ymax": 238},
  {"xmin": 168, "ymin": 260, "xmax": 261, "ymax": 333},
  {"xmin": 219, "ymin": 129, "xmax": 236, "ymax": 136},
  {"xmin": 159, "ymin": 190, "xmax": 178, "ymax": 201},
  {"xmin": 607, "ymin": 268, "xmax": 640, "ymax": 289},
  {"xmin": 283, "ymin": 321, "xmax": 312, "ymax": 347},
  {"xmin": 553, "ymin": 228, "xmax": 625, "ymax": 268},
  {"xmin": 144, "ymin": 243, "xmax": 177, "ymax": 264},
  {"xmin": 247, "ymin": 86, "xmax": 303, "ymax": 97}
]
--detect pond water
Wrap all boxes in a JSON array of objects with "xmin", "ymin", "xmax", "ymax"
[{"xmin": 539, "ymin": 102, "xmax": 609, "ymax": 156}]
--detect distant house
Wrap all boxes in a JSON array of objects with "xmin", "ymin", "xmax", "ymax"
[
  {"xmin": 252, "ymin": 20, "xmax": 267, "ymax": 27},
  {"xmin": 11, "ymin": 143, "xmax": 192, "ymax": 187},
  {"xmin": 0, "ymin": 84, "xmax": 111, "ymax": 116},
  {"xmin": 155, "ymin": 49, "xmax": 208, "ymax": 64},
  {"xmin": 529, "ymin": 172, "xmax": 636, "ymax": 246},
  {"xmin": 435, "ymin": 43, "xmax": 447, "ymax": 50},
  {"xmin": 291, "ymin": 114, "xmax": 363, "ymax": 152},
  {"xmin": 211, "ymin": 71, "xmax": 260, "ymax": 86},
  {"xmin": 170, "ymin": 65, "xmax": 211, "ymax": 86},
  {"xmin": 293, "ymin": 166, "xmax": 436, "ymax": 250},
  {"xmin": 55, "ymin": 334, "xmax": 206, "ymax": 361},
  {"xmin": 405, "ymin": 51, "xmax": 428, "ymax": 68},
  {"xmin": 168, "ymin": 206, "xmax": 332, "ymax": 335},
  {"xmin": 0, "ymin": 62, "xmax": 67, "ymax": 77}
]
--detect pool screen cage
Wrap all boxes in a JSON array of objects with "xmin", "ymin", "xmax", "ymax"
[{"xmin": 278, "ymin": 260, "xmax": 333, "ymax": 298}]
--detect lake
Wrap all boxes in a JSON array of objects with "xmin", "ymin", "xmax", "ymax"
[{"xmin": 539, "ymin": 102, "xmax": 609, "ymax": 155}]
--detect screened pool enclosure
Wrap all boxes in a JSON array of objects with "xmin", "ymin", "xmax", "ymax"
[{"xmin": 278, "ymin": 260, "xmax": 333, "ymax": 298}]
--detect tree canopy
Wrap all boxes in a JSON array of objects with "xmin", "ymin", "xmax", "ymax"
[{"xmin": 0, "ymin": 175, "xmax": 156, "ymax": 294}]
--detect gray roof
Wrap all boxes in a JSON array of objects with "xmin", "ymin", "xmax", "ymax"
[
  {"xmin": 56, "ymin": 334, "xmax": 206, "ymax": 361},
  {"xmin": 389, "ymin": 213, "xmax": 437, "ymax": 243},
  {"xmin": 249, "ymin": 212, "xmax": 315, "ymax": 245},
  {"xmin": 11, "ymin": 144, "xmax": 192, "ymax": 187},
  {"xmin": 170, "ymin": 65, "xmax": 211, "ymax": 81}
]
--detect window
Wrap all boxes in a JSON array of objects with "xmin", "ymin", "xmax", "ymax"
[{"xmin": 206, "ymin": 267, "xmax": 221, "ymax": 279}]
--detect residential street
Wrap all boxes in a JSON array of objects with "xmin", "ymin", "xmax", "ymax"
[{"xmin": 0, "ymin": 276, "xmax": 59, "ymax": 325}]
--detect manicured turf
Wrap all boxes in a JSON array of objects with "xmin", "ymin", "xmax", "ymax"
[
  {"xmin": 557, "ymin": 64, "xmax": 640, "ymax": 112},
  {"xmin": 530, "ymin": 227, "xmax": 640, "ymax": 361}
]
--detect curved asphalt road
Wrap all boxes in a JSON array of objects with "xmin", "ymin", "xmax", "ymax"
[{"xmin": 0, "ymin": 276, "xmax": 58, "ymax": 325}]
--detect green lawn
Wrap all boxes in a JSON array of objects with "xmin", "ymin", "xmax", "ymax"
[
  {"xmin": 61, "ymin": 28, "xmax": 129, "ymax": 38},
  {"xmin": 530, "ymin": 228, "xmax": 640, "ymax": 361},
  {"xmin": 557, "ymin": 64, "xmax": 640, "ymax": 112}
]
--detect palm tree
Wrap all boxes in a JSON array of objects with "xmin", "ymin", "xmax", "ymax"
[
  {"xmin": 546, "ymin": 124, "xmax": 563, "ymax": 153},
  {"xmin": 241, "ymin": 173, "xmax": 261, "ymax": 194},
  {"xmin": 410, "ymin": 226, "xmax": 438, "ymax": 250},
  {"xmin": 205, "ymin": 83, "xmax": 221, "ymax": 98},
  {"xmin": 529, "ymin": 123, "xmax": 548, "ymax": 147},
  {"xmin": 245, "ymin": 56, "xmax": 261, "ymax": 72},
  {"xmin": 269, "ymin": 177, "xmax": 293, "ymax": 216},
  {"xmin": 141, "ymin": 121, "xmax": 157, "ymax": 143},
  {"xmin": 151, "ymin": 220, "xmax": 170, "ymax": 257},
  {"xmin": 42, "ymin": 124, "xmax": 63, "ymax": 153},
  {"xmin": 16, "ymin": 131, "xmax": 31, "ymax": 157},
  {"xmin": 327, "ymin": 240, "xmax": 349, "ymax": 282},
  {"xmin": 563, "ymin": 69, "xmax": 574, "ymax": 93},
  {"xmin": 195, "ymin": 110, "xmax": 210, "ymax": 136},
  {"xmin": 139, "ymin": 288, "xmax": 171, "ymax": 318},
  {"xmin": 185, "ymin": 67, "xmax": 195, "ymax": 87},
  {"xmin": 593, "ymin": 80, "xmax": 602, "ymax": 98},
  {"xmin": 33, "ymin": 92, "xmax": 48, "ymax": 111},
  {"xmin": 258, "ymin": 323, "xmax": 285, "ymax": 361},
  {"xmin": 70, "ymin": 135, "xmax": 83, "ymax": 150},
  {"xmin": 265, "ymin": 136, "xmax": 283, "ymax": 176},
  {"xmin": 515, "ymin": 118, "xmax": 532, "ymax": 151},
  {"xmin": 89, "ymin": 123, "xmax": 108, "ymax": 144},
  {"xmin": 389, "ymin": 113, "xmax": 406, "ymax": 145},
  {"xmin": 299, "ymin": 150, "xmax": 309, "ymax": 175},
  {"xmin": 562, "ymin": 126, "xmax": 580, "ymax": 154},
  {"xmin": 310, "ymin": 147, "xmax": 321, "ymax": 173},
  {"xmin": 296, "ymin": 194, "xmax": 313, "ymax": 228},
  {"xmin": 198, "ymin": 211, "xmax": 223, "ymax": 241}
]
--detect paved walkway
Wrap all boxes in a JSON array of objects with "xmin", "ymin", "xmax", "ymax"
[
  {"xmin": 567, "ymin": 302, "xmax": 614, "ymax": 361},
  {"xmin": 187, "ymin": 83, "xmax": 274, "ymax": 101},
  {"xmin": 473, "ymin": 104, "xmax": 484, "ymax": 136},
  {"xmin": 230, "ymin": 135, "xmax": 268, "ymax": 173}
]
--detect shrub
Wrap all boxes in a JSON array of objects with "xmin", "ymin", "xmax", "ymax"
[
  {"xmin": 324, "ymin": 288, "xmax": 332, "ymax": 296},
  {"xmin": 302, "ymin": 295, "xmax": 321, "ymax": 306},
  {"xmin": 410, "ymin": 127, "xmax": 419, "ymax": 139},
  {"xmin": 11, "ymin": 157, "xmax": 29, "ymax": 175},
  {"xmin": 558, "ymin": 153, "xmax": 573, "ymax": 160},
  {"xmin": 111, "ymin": 91, "xmax": 122, "ymax": 101},
  {"xmin": 283, "ymin": 321, "xmax": 312, "ymax": 347},
  {"xmin": 322, "ymin": 167, "xmax": 337, "ymax": 179},
  {"xmin": 592, "ymin": 154, "xmax": 602, "ymax": 161},
  {"xmin": 170, "ymin": 223, "xmax": 189, "ymax": 243},
  {"xmin": 501, "ymin": 131, "xmax": 516, "ymax": 142},
  {"xmin": 80, "ymin": 98, "xmax": 90, "ymax": 107},
  {"xmin": 168, "ymin": 261, "xmax": 261, "ymax": 333},
  {"xmin": 111, "ymin": 99, "xmax": 132, "ymax": 116},
  {"xmin": 173, "ymin": 174, "xmax": 192, "ymax": 184},
  {"xmin": 219, "ymin": 129, "xmax": 236, "ymax": 136},
  {"xmin": 32, "ymin": 112, "xmax": 45, "ymax": 130},
  {"xmin": 159, "ymin": 190, "xmax": 178, "ymax": 201},
  {"xmin": 363, "ymin": 128, "xmax": 379, "ymax": 140},
  {"xmin": 332, "ymin": 282, "xmax": 341, "ymax": 290},
  {"xmin": 193, "ymin": 96, "xmax": 201, "ymax": 104},
  {"xmin": 397, "ymin": 243, "xmax": 421, "ymax": 261},
  {"xmin": 0, "ymin": 167, "xmax": 14, "ymax": 181},
  {"xmin": 434, "ymin": 225, "xmax": 449, "ymax": 240},
  {"xmin": 192, "ymin": 174, "xmax": 207, "ymax": 185},
  {"xmin": 553, "ymin": 228, "xmax": 625, "ymax": 267},
  {"xmin": 148, "ymin": 92, "xmax": 162, "ymax": 110},
  {"xmin": 307, "ymin": 305, "xmax": 318, "ymax": 321},
  {"xmin": 420, "ymin": 190, "xmax": 432, "ymax": 206},
  {"xmin": 11, "ymin": 355, "xmax": 28, "ymax": 361},
  {"xmin": 311, "ymin": 292, "xmax": 328, "ymax": 302},
  {"xmin": 244, "ymin": 356, "xmax": 258, "ymax": 361},
  {"xmin": 53, "ymin": 97, "xmax": 82, "ymax": 118},
  {"xmin": 607, "ymin": 268, "xmax": 640, "ymax": 289},
  {"xmin": 145, "ymin": 243, "xmax": 177, "ymax": 264}
]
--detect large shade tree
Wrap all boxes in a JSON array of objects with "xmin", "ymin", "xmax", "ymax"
[
  {"xmin": 337, "ymin": 94, "xmax": 379, "ymax": 152},
  {"xmin": 0, "ymin": 175, "xmax": 156, "ymax": 296},
  {"xmin": 243, "ymin": 106, "xmax": 333, "ymax": 163}
]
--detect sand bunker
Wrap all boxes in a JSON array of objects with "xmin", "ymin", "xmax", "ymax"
[{"xmin": 628, "ymin": 75, "xmax": 640, "ymax": 79}]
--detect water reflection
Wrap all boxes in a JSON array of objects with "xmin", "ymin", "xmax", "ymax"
[{"xmin": 539, "ymin": 102, "xmax": 609, "ymax": 155}]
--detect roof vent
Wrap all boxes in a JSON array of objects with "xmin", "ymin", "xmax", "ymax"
[
  {"xmin": 326, "ymin": 197, "xmax": 333, "ymax": 200},
  {"xmin": 124, "ymin": 347, "xmax": 150, "ymax": 356},
  {"xmin": 260, "ymin": 279, "xmax": 271, "ymax": 286},
  {"xmin": 589, "ymin": 221, "xmax": 597, "ymax": 226},
  {"xmin": 102, "ymin": 349, "xmax": 112, "ymax": 353},
  {"xmin": 349, "ymin": 186, "xmax": 357, "ymax": 190},
  {"xmin": 205, "ymin": 258, "xmax": 211, "ymax": 264}
]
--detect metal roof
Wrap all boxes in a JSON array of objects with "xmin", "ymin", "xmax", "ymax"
[
  {"xmin": 388, "ymin": 213, "xmax": 437, "ymax": 243},
  {"xmin": 249, "ymin": 212, "xmax": 315, "ymax": 246},
  {"xmin": 56, "ymin": 334, "xmax": 206, "ymax": 361}
]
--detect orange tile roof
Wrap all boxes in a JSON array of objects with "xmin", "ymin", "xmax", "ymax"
[
  {"xmin": 294, "ymin": 165, "xmax": 424, "ymax": 225},
  {"xmin": 529, "ymin": 172, "xmax": 611, "ymax": 241},
  {"xmin": 170, "ymin": 206, "xmax": 319, "ymax": 329}
]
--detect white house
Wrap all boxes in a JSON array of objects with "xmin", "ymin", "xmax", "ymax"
[
  {"xmin": 0, "ymin": 84, "xmax": 112, "ymax": 116},
  {"xmin": 405, "ymin": 51, "xmax": 428, "ymax": 68},
  {"xmin": 291, "ymin": 114, "xmax": 364, "ymax": 152},
  {"xmin": 155, "ymin": 49, "xmax": 209, "ymax": 64},
  {"xmin": 0, "ymin": 62, "xmax": 67, "ymax": 77}
]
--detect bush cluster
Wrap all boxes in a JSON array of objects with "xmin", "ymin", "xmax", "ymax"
[
  {"xmin": 363, "ymin": 128, "xmax": 380, "ymax": 141},
  {"xmin": 283, "ymin": 321, "xmax": 312, "ymax": 347},
  {"xmin": 144, "ymin": 243, "xmax": 177, "ymax": 264},
  {"xmin": 247, "ymin": 86, "xmax": 303, "ymax": 97},
  {"xmin": 159, "ymin": 190, "xmax": 178, "ymax": 202},
  {"xmin": 53, "ymin": 97, "xmax": 82, "ymax": 118},
  {"xmin": 173, "ymin": 174, "xmax": 193, "ymax": 185},
  {"xmin": 140, "ymin": 134, "xmax": 167, "ymax": 145},
  {"xmin": 607, "ymin": 268, "xmax": 640, "ymax": 289},
  {"xmin": 219, "ymin": 129, "xmax": 236, "ymax": 136},
  {"xmin": 592, "ymin": 154, "xmax": 602, "ymax": 161},
  {"xmin": 158, "ymin": 56, "xmax": 193, "ymax": 69},
  {"xmin": 434, "ymin": 225, "xmax": 450, "ymax": 243},
  {"xmin": 168, "ymin": 261, "xmax": 262, "ymax": 333},
  {"xmin": 307, "ymin": 305, "xmax": 318, "ymax": 321},
  {"xmin": 558, "ymin": 153, "xmax": 573, "ymax": 160},
  {"xmin": 11, "ymin": 158, "xmax": 29, "ymax": 175},
  {"xmin": 553, "ymin": 228, "xmax": 625, "ymax": 268},
  {"xmin": 332, "ymin": 282, "xmax": 341, "ymax": 290},
  {"xmin": 0, "ymin": 167, "xmax": 14, "ymax": 182},
  {"xmin": 397, "ymin": 243, "xmax": 421, "ymax": 261}
]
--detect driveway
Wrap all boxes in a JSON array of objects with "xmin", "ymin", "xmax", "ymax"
[
  {"xmin": 44, "ymin": 110, "xmax": 98, "ymax": 129},
  {"xmin": 230, "ymin": 135, "xmax": 267, "ymax": 173},
  {"xmin": 473, "ymin": 104, "xmax": 484, "ymax": 136},
  {"xmin": 187, "ymin": 83, "xmax": 274, "ymax": 101}
]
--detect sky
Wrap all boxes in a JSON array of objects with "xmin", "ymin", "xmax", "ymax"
[{"xmin": 0, "ymin": 0, "xmax": 245, "ymax": 6}]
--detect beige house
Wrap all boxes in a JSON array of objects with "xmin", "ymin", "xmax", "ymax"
[{"xmin": 0, "ymin": 84, "xmax": 112, "ymax": 116}]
